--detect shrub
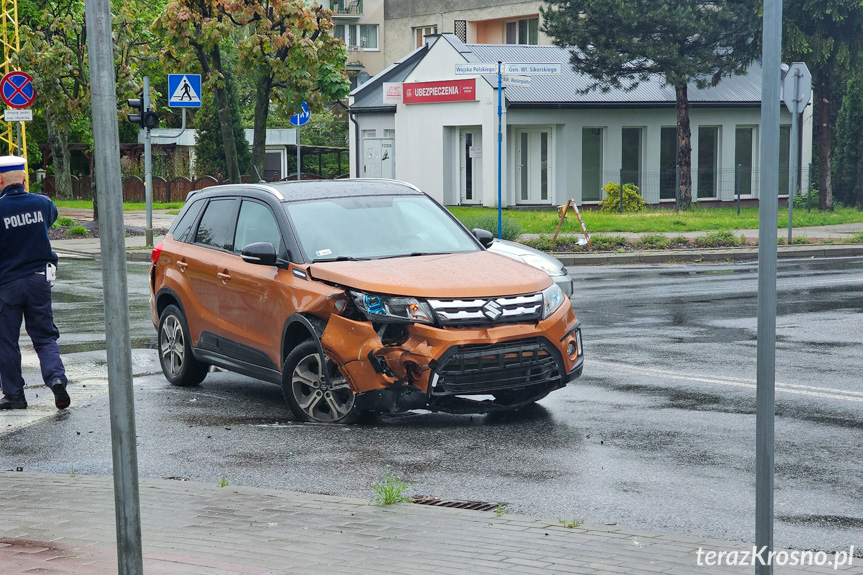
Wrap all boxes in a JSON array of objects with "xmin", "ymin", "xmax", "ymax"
[
  {"xmin": 793, "ymin": 188, "xmax": 820, "ymax": 210},
  {"xmin": 635, "ymin": 233, "xmax": 670, "ymax": 250},
  {"xmin": 598, "ymin": 182, "xmax": 646, "ymax": 213},
  {"xmin": 589, "ymin": 234, "xmax": 629, "ymax": 250},
  {"xmin": 521, "ymin": 235, "xmax": 556, "ymax": 251},
  {"xmin": 693, "ymin": 230, "xmax": 744, "ymax": 248},
  {"xmin": 842, "ymin": 232, "xmax": 863, "ymax": 244},
  {"xmin": 52, "ymin": 217, "xmax": 76, "ymax": 229},
  {"xmin": 67, "ymin": 225, "xmax": 89, "ymax": 237},
  {"xmin": 457, "ymin": 211, "xmax": 522, "ymax": 241},
  {"xmin": 671, "ymin": 236, "xmax": 691, "ymax": 247}
]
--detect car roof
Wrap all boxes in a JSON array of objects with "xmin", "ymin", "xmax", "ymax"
[{"xmin": 187, "ymin": 179, "xmax": 425, "ymax": 203}]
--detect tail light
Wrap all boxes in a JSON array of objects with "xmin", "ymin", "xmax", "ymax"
[{"xmin": 151, "ymin": 242, "xmax": 164, "ymax": 263}]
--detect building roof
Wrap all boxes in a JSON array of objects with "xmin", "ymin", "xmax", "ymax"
[
  {"xmin": 350, "ymin": 43, "xmax": 428, "ymax": 110},
  {"xmin": 352, "ymin": 33, "xmax": 770, "ymax": 111}
]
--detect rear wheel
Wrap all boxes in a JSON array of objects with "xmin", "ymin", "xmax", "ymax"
[
  {"xmin": 282, "ymin": 340, "xmax": 358, "ymax": 424},
  {"xmin": 158, "ymin": 304, "xmax": 208, "ymax": 387}
]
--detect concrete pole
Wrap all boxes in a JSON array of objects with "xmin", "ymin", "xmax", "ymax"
[
  {"xmin": 144, "ymin": 76, "xmax": 154, "ymax": 247},
  {"xmin": 83, "ymin": 0, "xmax": 144, "ymax": 573},
  {"xmin": 756, "ymin": 0, "xmax": 782, "ymax": 573},
  {"xmin": 787, "ymin": 72, "xmax": 800, "ymax": 245}
]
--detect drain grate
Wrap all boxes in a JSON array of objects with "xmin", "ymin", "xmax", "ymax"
[{"xmin": 412, "ymin": 496, "xmax": 501, "ymax": 512}]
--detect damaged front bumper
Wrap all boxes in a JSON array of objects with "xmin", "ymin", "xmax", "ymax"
[{"xmin": 320, "ymin": 304, "xmax": 583, "ymax": 415}]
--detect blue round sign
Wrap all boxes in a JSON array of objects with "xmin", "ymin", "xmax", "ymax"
[
  {"xmin": 1, "ymin": 71, "xmax": 36, "ymax": 109},
  {"xmin": 289, "ymin": 102, "xmax": 311, "ymax": 126}
]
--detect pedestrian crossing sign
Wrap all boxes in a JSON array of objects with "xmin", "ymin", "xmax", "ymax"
[{"xmin": 167, "ymin": 74, "xmax": 202, "ymax": 108}]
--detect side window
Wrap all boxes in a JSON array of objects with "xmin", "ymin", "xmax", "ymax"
[
  {"xmin": 234, "ymin": 201, "xmax": 283, "ymax": 254},
  {"xmin": 195, "ymin": 199, "xmax": 238, "ymax": 251},
  {"xmin": 171, "ymin": 199, "xmax": 205, "ymax": 243}
]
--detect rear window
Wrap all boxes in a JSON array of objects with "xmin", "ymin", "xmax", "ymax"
[
  {"xmin": 171, "ymin": 199, "xmax": 204, "ymax": 243},
  {"xmin": 195, "ymin": 199, "xmax": 238, "ymax": 251}
]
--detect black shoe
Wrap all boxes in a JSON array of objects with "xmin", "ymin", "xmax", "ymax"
[
  {"xmin": 0, "ymin": 394, "xmax": 27, "ymax": 410},
  {"xmin": 51, "ymin": 383, "xmax": 71, "ymax": 410}
]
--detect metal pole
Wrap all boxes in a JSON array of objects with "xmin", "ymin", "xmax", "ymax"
[
  {"xmin": 807, "ymin": 162, "xmax": 812, "ymax": 213},
  {"xmin": 497, "ymin": 61, "xmax": 503, "ymax": 239},
  {"xmin": 83, "ymin": 0, "xmax": 143, "ymax": 573},
  {"xmin": 297, "ymin": 124, "xmax": 301, "ymax": 181},
  {"xmin": 756, "ymin": 0, "xmax": 781, "ymax": 573},
  {"xmin": 143, "ymin": 76, "xmax": 153, "ymax": 247},
  {"xmin": 675, "ymin": 164, "xmax": 680, "ymax": 214},
  {"xmin": 737, "ymin": 164, "xmax": 742, "ymax": 215},
  {"xmin": 619, "ymin": 167, "xmax": 624, "ymax": 214},
  {"xmin": 787, "ymin": 71, "xmax": 800, "ymax": 245}
]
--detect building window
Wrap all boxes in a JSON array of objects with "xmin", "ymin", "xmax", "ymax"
[
  {"xmin": 697, "ymin": 126, "xmax": 719, "ymax": 199},
  {"xmin": 582, "ymin": 128, "xmax": 603, "ymax": 202},
  {"xmin": 659, "ymin": 127, "xmax": 677, "ymax": 200},
  {"xmin": 414, "ymin": 25, "xmax": 437, "ymax": 48},
  {"xmin": 621, "ymin": 127, "xmax": 643, "ymax": 190},
  {"xmin": 505, "ymin": 17, "xmax": 539, "ymax": 45},
  {"xmin": 454, "ymin": 20, "xmax": 467, "ymax": 42},
  {"xmin": 735, "ymin": 126, "xmax": 755, "ymax": 196},
  {"xmin": 335, "ymin": 24, "xmax": 379, "ymax": 50}
]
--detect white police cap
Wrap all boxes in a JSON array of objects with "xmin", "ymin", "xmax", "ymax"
[{"xmin": 0, "ymin": 155, "xmax": 26, "ymax": 173}]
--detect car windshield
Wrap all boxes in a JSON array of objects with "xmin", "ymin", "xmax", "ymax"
[{"xmin": 284, "ymin": 194, "xmax": 480, "ymax": 262}]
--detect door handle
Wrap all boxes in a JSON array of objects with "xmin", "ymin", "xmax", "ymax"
[
  {"xmin": 177, "ymin": 261, "xmax": 188, "ymax": 271},
  {"xmin": 217, "ymin": 271, "xmax": 232, "ymax": 281}
]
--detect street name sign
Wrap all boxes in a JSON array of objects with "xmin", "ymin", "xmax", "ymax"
[
  {"xmin": 503, "ymin": 63, "xmax": 562, "ymax": 75},
  {"xmin": 455, "ymin": 63, "xmax": 498, "ymax": 75},
  {"xmin": 501, "ymin": 75, "xmax": 531, "ymax": 88}
]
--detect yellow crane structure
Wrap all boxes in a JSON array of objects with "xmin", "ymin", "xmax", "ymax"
[{"xmin": 0, "ymin": 0, "xmax": 26, "ymax": 159}]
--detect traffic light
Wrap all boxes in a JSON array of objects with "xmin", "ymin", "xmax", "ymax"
[{"xmin": 126, "ymin": 97, "xmax": 159, "ymax": 130}]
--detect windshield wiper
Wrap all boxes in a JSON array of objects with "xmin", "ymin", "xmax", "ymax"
[
  {"xmin": 312, "ymin": 256, "xmax": 367, "ymax": 263},
  {"xmin": 376, "ymin": 251, "xmax": 449, "ymax": 259}
]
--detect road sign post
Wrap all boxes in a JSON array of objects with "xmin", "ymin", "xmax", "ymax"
[
  {"xmin": 455, "ymin": 62, "xmax": 561, "ymax": 237},
  {"xmin": 783, "ymin": 63, "xmax": 811, "ymax": 244},
  {"xmin": 290, "ymin": 102, "xmax": 311, "ymax": 180}
]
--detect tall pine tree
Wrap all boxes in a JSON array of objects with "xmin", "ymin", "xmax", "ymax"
[{"xmin": 542, "ymin": 0, "xmax": 760, "ymax": 206}]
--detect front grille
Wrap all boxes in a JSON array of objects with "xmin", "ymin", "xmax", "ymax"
[
  {"xmin": 432, "ymin": 338, "xmax": 562, "ymax": 395},
  {"xmin": 427, "ymin": 293, "xmax": 542, "ymax": 326}
]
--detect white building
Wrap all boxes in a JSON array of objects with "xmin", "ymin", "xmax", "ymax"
[{"xmin": 349, "ymin": 34, "xmax": 813, "ymax": 208}]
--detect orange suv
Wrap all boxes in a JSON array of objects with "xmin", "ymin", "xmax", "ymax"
[{"xmin": 149, "ymin": 180, "xmax": 583, "ymax": 423}]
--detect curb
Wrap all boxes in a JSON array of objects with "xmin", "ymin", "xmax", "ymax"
[{"xmin": 555, "ymin": 244, "xmax": 863, "ymax": 265}]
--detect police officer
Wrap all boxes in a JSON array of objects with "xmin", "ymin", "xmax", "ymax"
[{"xmin": 0, "ymin": 156, "xmax": 70, "ymax": 410}]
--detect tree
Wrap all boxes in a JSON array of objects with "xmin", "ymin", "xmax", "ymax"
[
  {"xmin": 156, "ymin": 0, "xmax": 246, "ymax": 183},
  {"xmin": 784, "ymin": 0, "xmax": 863, "ymax": 211},
  {"xmin": 222, "ymin": 0, "xmax": 350, "ymax": 178},
  {"xmin": 541, "ymin": 0, "xmax": 760, "ymax": 206},
  {"xmin": 832, "ymin": 73, "xmax": 863, "ymax": 208},
  {"xmin": 193, "ymin": 66, "xmax": 252, "ymax": 179}
]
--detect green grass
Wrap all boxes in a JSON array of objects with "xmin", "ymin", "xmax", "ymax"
[
  {"xmin": 447, "ymin": 206, "xmax": 863, "ymax": 234},
  {"xmin": 54, "ymin": 200, "xmax": 185, "ymax": 211},
  {"xmin": 371, "ymin": 469, "xmax": 412, "ymax": 505}
]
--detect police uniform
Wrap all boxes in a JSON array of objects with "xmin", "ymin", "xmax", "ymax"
[{"xmin": 0, "ymin": 156, "xmax": 70, "ymax": 410}]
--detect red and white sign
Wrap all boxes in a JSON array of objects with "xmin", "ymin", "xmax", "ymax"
[
  {"xmin": 403, "ymin": 79, "xmax": 476, "ymax": 104},
  {"xmin": 383, "ymin": 82, "xmax": 403, "ymax": 104}
]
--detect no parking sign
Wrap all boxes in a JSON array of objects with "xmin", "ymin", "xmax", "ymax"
[{"xmin": 1, "ymin": 71, "xmax": 36, "ymax": 109}]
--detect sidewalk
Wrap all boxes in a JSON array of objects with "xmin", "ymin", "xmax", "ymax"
[
  {"xmin": 1, "ymin": 472, "xmax": 859, "ymax": 574},
  {"xmin": 52, "ymin": 208, "xmax": 863, "ymax": 264}
]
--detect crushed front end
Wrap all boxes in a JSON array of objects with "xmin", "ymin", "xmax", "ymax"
[{"xmin": 319, "ymin": 286, "xmax": 583, "ymax": 415}]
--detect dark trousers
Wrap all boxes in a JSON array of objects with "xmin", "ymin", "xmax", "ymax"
[{"xmin": 0, "ymin": 273, "xmax": 67, "ymax": 397}]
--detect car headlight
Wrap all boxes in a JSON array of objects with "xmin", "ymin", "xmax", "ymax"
[
  {"xmin": 520, "ymin": 253, "xmax": 565, "ymax": 276},
  {"xmin": 350, "ymin": 291, "xmax": 434, "ymax": 324},
  {"xmin": 541, "ymin": 284, "xmax": 566, "ymax": 319}
]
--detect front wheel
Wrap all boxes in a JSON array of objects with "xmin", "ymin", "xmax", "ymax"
[
  {"xmin": 158, "ymin": 304, "xmax": 208, "ymax": 387},
  {"xmin": 282, "ymin": 340, "xmax": 358, "ymax": 424}
]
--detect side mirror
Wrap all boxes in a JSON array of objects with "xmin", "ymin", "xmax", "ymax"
[
  {"xmin": 241, "ymin": 242, "xmax": 277, "ymax": 266},
  {"xmin": 472, "ymin": 228, "xmax": 494, "ymax": 248}
]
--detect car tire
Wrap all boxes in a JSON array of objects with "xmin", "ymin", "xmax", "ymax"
[
  {"xmin": 158, "ymin": 304, "xmax": 208, "ymax": 387},
  {"xmin": 282, "ymin": 340, "xmax": 359, "ymax": 424}
]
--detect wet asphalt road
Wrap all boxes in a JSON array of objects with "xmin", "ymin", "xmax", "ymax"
[{"xmin": 1, "ymin": 256, "xmax": 862, "ymax": 554}]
